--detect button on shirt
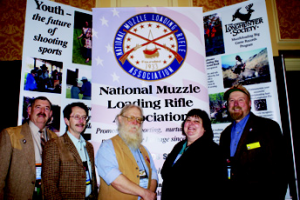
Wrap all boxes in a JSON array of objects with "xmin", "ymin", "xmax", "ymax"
[
  {"xmin": 95, "ymin": 137, "xmax": 158, "ymax": 192},
  {"xmin": 230, "ymin": 113, "xmax": 250, "ymax": 157},
  {"xmin": 67, "ymin": 132, "xmax": 92, "ymax": 197}
]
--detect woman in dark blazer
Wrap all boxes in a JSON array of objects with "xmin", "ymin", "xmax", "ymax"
[{"xmin": 161, "ymin": 109, "xmax": 225, "ymax": 200}]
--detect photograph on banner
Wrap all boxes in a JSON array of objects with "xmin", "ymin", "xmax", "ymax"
[
  {"xmin": 72, "ymin": 11, "xmax": 92, "ymax": 65},
  {"xmin": 204, "ymin": 0, "xmax": 282, "ymax": 132},
  {"xmin": 203, "ymin": 13, "xmax": 225, "ymax": 57},
  {"xmin": 21, "ymin": 93, "xmax": 61, "ymax": 133},
  {"xmin": 66, "ymin": 67, "xmax": 92, "ymax": 100},
  {"xmin": 209, "ymin": 91, "xmax": 230, "ymax": 124},
  {"xmin": 23, "ymin": 57, "xmax": 62, "ymax": 93},
  {"xmin": 221, "ymin": 47, "xmax": 271, "ymax": 88}
]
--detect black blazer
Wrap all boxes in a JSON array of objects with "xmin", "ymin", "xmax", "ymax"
[
  {"xmin": 161, "ymin": 134, "xmax": 225, "ymax": 200},
  {"xmin": 219, "ymin": 112, "xmax": 288, "ymax": 200}
]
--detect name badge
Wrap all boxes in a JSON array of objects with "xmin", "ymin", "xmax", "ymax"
[
  {"xmin": 247, "ymin": 142, "xmax": 261, "ymax": 150},
  {"xmin": 83, "ymin": 161, "xmax": 91, "ymax": 185},
  {"xmin": 36, "ymin": 163, "xmax": 42, "ymax": 180}
]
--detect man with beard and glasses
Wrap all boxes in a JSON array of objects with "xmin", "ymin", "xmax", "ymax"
[
  {"xmin": 220, "ymin": 84, "xmax": 289, "ymax": 200},
  {"xmin": 0, "ymin": 96, "xmax": 57, "ymax": 200},
  {"xmin": 42, "ymin": 102, "xmax": 98, "ymax": 199},
  {"xmin": 96, "ymin": 105, "xmax": 158, "ymax": 200}
]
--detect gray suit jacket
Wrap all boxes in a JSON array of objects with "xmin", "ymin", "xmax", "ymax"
[{"xmin": 0, "ymin": 122, "xmax": 57, "ymax": 200}]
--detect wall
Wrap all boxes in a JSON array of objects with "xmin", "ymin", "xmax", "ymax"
[{"xmin": 0, "ymin": 0, "xmax": 299, "ymax": 61}]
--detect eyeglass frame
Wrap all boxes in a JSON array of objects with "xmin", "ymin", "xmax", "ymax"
[
  {"xmin": 70, "ymin": 114, "xmax": 90, "ymax": 121},
  {"xmin": 120, "ymin": 115, "xmax": 144, "ymax": 124}
]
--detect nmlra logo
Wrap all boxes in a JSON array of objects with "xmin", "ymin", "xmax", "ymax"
[{"xmin": 114, "ymin": 13, "xmax": 187, "ymax": 81}]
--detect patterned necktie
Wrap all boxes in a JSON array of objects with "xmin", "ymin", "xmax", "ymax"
[{"xmin": 39, "ymin": 130, "xmax": 46, "ymax": 150}]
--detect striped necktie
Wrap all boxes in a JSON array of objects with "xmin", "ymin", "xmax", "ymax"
[{"xmin": 39, "ymin": 130, "xmax": 46, "ymax": 150}]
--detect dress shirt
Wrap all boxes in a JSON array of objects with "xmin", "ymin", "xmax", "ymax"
[
  {"xmin": 67, "ymin": 131, "xmax": 92, "ymax": 197},
  {"xmin": 230, "ymin": 113, "xmax": 250, "ymax": 157},
  {"xmin": 29, "ymin": 121, "xmax": 44, "ymax": 163},
  {"xmin": 95, "ymin": 136, "xmax": 158, "ymax": 186}
]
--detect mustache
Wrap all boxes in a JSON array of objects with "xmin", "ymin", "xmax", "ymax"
[
  {"xmin": 76, "ymin": 123, "xmax": 86, "ymax": 127},
  {"xmin": 232, "ymin": 106, "xmax": 242, "ymax": 110},
  {"xmin": 37, "ymin": 113, "xmax": 46, "ymax": 117}
]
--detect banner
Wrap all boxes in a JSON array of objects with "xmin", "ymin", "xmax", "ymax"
[
  {"xmin": 91, "ymin": 7, "xmax": 206, "ymax": 197},
  {"xmin": 204, "ymin": 0, "xmax": 282, "ymax": 144},
  {"xmin": 19, "ymin": 0, "xmax": 92, "ymax": 137}
]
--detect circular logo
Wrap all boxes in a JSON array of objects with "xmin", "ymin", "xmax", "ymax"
[{"xmin": 114, "ymin": 13, "xmax": 187, "ymax": 81}]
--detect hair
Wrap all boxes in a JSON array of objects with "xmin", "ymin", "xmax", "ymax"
[
  {"xmin": 117, "ymin": 104, "xmax": 143, "ymax": 123},
  {"xmin": 182, "ymin": 109, "xmax": 214, "ymax": 140},
  {"xmin": 63, "ymin": 102, "xmax": 89, "ymax": 120},
  {"xmin": 30, "ymin": 96, "xmax": 52, "ymax": 110},
  {"xmin": 235, "ymin": 55, "xmax": 241, "ymax": 61}
]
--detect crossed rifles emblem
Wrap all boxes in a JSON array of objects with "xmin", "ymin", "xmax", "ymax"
[{"xmin": 119, "ymin": 29, "xmax": 184, "ymax": 65}]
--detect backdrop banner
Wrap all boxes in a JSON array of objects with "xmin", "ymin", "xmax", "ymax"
[
  {"xmin": 19, "ymin": 0, "xmax": 92, "ymax": 138},
  {"xmin": 204, "ymin": 0, "xmax": 282, "ymax": 144},
  {"xmin": 91, "ymin": 7, "xmax": 206, "ymax": 197}
]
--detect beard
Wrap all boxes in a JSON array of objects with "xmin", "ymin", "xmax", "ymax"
[
  {"xmin": 229, "ymin": 106, "xmax": 244, "ymax": 121},
  {"xmin": 118, "ymin": 123, "xmax": 143, "ymax": 150}
]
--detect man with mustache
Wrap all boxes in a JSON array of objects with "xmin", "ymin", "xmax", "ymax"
[
  {"xmin": 42, "ymin": 102, "xmax": 98, "ymax": 199},
  {"xmin": 0, "ymin": 96, "xmax": 57, "ymax": 199},
  {"xmin": 220, "ymin": 84, "xmax": 289, "ymax": 200},
  {"xmin": 96, "ymin": 105, "xmax": 158, "ymax": 200}
]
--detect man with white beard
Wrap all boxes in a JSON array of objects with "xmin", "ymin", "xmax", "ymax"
[{"xmin": 96, "ymin": 105, "xmax": 158, "ymax": 200}]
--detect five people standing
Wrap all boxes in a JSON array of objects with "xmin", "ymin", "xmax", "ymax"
[{"xmin": 0, "ymin": 87, "xmax": 291, "ymax": 199}]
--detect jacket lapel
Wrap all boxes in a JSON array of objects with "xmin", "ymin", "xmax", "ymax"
[
  {"xmin": 21, "ymin": 123, "xmax": 36, "ymax": 172},
  {"xmin": 62, "ymin": 133, "xmax": 83, "ymax": 167}
]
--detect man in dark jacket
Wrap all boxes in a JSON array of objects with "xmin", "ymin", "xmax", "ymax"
[{"xmin": 220, "ymin": 84, "xmax": 288, "ymax": 200}]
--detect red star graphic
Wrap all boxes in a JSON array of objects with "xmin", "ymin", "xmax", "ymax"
[
  {"xmin": 134, "ymin": 28, "xmax": 138, "ymax": 32},
  {"xmin": 140, "ymin": 25, "xmax": 144, "ymax": 29},
  {"xmin": 130, "ymin": 55, "xmax": 134, "ymax": 59},
  {"xmin": 169, "ymin": 37, "xmax": 173, "ymax": 41},
  {"xmin": 127, "ymin": 37, "xmax": 131, "ymax": 42},
  {"xmin": 164, "ymin": 60, "xmax": 167, "ymax": 64},
  {"xmin": 171, "ymin": 44, "xmax": 175, "ymax": 48},
  {"xmin": 126, "ymin": 45, "xmax": 130, "ymax": 49},
  {"xmin": 156, "ymin": 25, "xmax": 160, "ymax": 29},
  {"xmin": 148, "ymin": 23, "xmax": 152, "ymax": 27},
  {"xmin": 164, "ymin": 29, "xmax": 168, "ymax": 33},
  {"xmin": 169, "ymin": 55, "xmax": 172, "ymax": 59},
  {"xmin": 136, "ymin": 60, "xmax": 140, "ymax": 64}
]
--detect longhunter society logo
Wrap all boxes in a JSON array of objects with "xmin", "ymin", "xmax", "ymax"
[
  {"xmin": 114, "ymin": 13, "xmax": 187, "ymax": 81},
  {"xmin": 225, "ymin": 3, "xmax": 264, "ymax": 36}
]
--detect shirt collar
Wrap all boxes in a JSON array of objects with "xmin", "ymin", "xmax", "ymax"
[
  {"xmin": 233, "ymin": 113, "xmax": 250, "ymax": 129},
  {"xmin": 67, "ymin": 131, "xmax": 86, "ymax": 146},
  {"xmin": 29, "ymin": 121, "xmax": 45, "ymax": 135}
]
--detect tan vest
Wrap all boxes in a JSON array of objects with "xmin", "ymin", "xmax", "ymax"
[{"xmin": 99, "ymin": 135, "xmax": 152, "ymax": 200}]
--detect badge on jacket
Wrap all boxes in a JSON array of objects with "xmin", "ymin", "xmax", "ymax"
[{"xmin": 246, "ymin": 141, "xmax": 261, "ymax": 150}]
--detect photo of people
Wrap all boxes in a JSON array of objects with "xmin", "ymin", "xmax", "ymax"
[
  {"xmin": 254, "ymin": 99, "xmax": 267, "ymax": 111},
  {"xmin": 209, "ymin": 92, "xmax": 230, "ymax": 124},
  {"xmin": 203, "ymin": 13, "xmax": 225, "ymax": 57},
  {"xmin": 24, "ymin": 57, "xmax": 62, "ymax": 94},
  {"xmin": 22, "ymin": 95, "xmax": 61, "ymax": 133},
  {"xmin": 222, "ymin": 47, "xmax": 271, "ymax": 88},
  {"xmin": 72, "ymin": 11, "xmax": 92, "ymax": 65},
  {"xmin": 66, "ymin": 67, "xmax": 91, "ymax": 100}
]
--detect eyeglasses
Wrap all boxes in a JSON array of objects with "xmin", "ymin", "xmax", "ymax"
[
  {"xmin": 70, "ymin": 114, "xmax": 89, "ymax": 121},
  {"xmin": 121, "ymin": 115, "xmax": 144, "ymax": 124}
]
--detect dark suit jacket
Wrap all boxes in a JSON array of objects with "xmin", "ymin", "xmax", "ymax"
[
  {"xmin": 42, "ymin": 133, "xmax": 98, "ymax": 200},
  {"xmin": 161, "ymin": 134, "xmax": 225, "ymax": 200},
  {"xmin": 0, "ymin": 122, "xmax": 57, "ymax": 200},
  {"xmin": 219, "ymin": 112, "xmax": 288, "ymax": 200}
]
